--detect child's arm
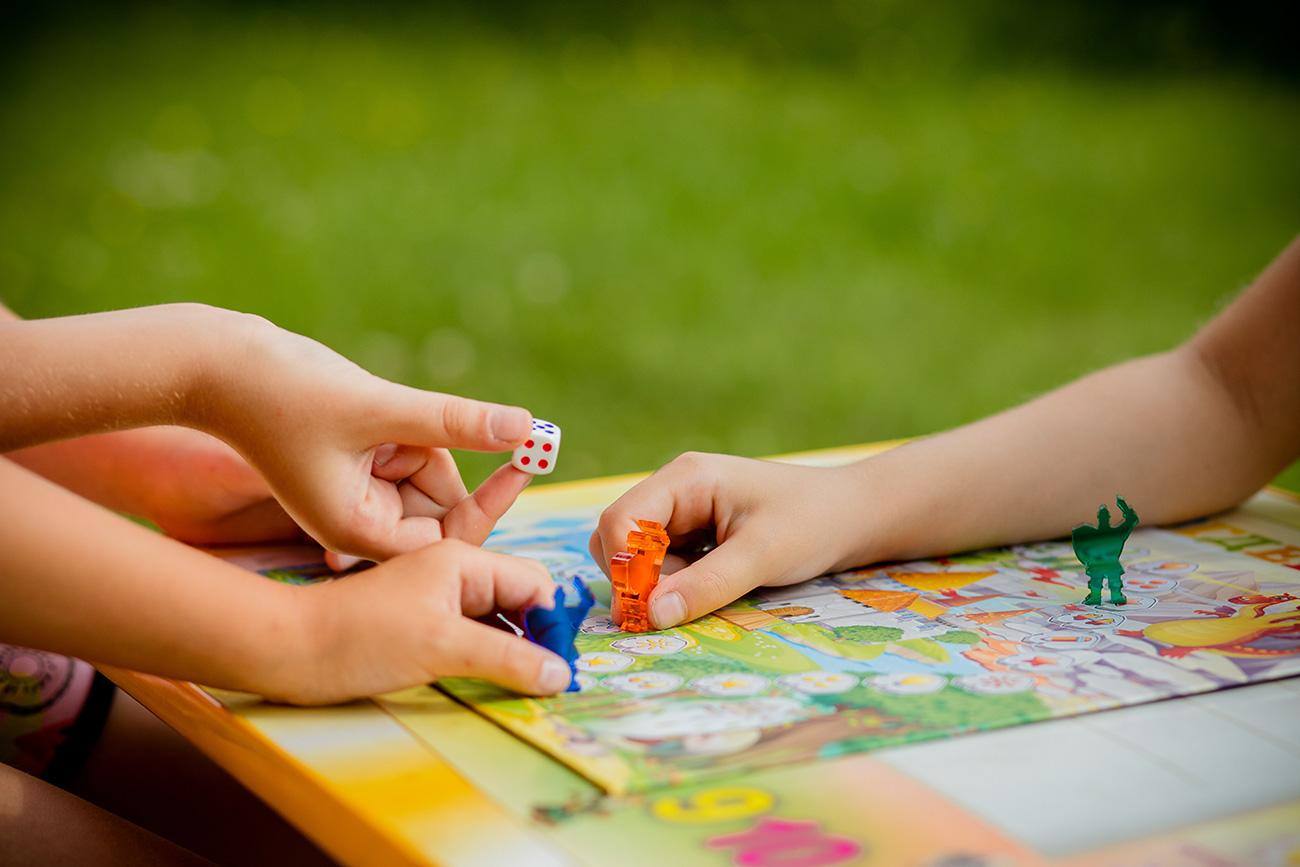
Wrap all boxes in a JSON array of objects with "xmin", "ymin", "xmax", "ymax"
[
  {"xmin": 7, "ymin": 426, "xmax": 303, "ymax": 544},
  {"xmin": 594, "ymin": 235, "xmax": 1300, "ymax": 628},
  {"xmin": 2, "ymin": 302, "xmax": 299, "ymax": 543},
  {"xmin": 0, "ymin": 303, "xmax": 533, "ymax": 559},
  {"xmin": 0, "ymin": 457, "xmax": 572, "ymax": 701}
]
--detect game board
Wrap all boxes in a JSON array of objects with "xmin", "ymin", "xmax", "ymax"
[
  {"xmin": 435, "ymin": 504, "xmax": 1300, "ymax": 795},
  {"xmin": 103, "ymin": 446, "xmax": 1300, "ymax": 866}
]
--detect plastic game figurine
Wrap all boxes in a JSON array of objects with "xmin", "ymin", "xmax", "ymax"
[
  {"xmin": 610, "ymin": 519, "xmax": 670, "ymax": 632},
  {"xmin": 1072, "ymin": 496, "xmax": 1139, "ymax": 606},
  {"xmin": 522, "ymin": 576, "xmax": 594, "ymax": 692},
  {"xmin": 511, "ymin": 418, "xmax": 561, "ymax": 475}
]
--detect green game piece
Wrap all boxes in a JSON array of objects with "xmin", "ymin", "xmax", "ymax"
[{"xmin": 1071, "ymin": 496, "xmax": 1139, "ymax": 606}]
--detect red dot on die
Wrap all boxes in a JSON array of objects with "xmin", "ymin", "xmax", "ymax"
[
  {"xmin": 525, "ymin": 439, "xmax": 534, "ymax": 448},
  {"xmin": 542, "ymin": 443, "xmax": 552, "ymax": 452},
  {"xmin": 520, "ymin": 456, "xmax": 531, "ymax": 465},
  {"xmin": 538, "ymin": 459, "xmax": 549, "ymax": 469}
]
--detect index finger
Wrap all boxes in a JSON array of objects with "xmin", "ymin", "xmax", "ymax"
[
  {"xmin": 443, "ymin": 463, "xmax": 533, "ymax": 546},
  {"xmin": 434, "ymin": 620, "xmax": 572, "ymax": 695},
  {"xmin": 591, "ymin": 453, "xmax": 722, "ymax": 577},
  {"xmin": 368, "ymin": 384, "xmax": 532, "ymax": 452},
  {"xmin": 448, "ymin": 542, "xmax": 556, "ymax": 617}
]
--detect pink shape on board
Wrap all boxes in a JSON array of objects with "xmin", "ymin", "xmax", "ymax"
[{"xmin": 707, "ymin": 818, "xmax": 862, "ymax": 867}]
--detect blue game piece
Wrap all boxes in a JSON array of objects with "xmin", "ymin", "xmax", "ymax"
[{"xmin": 522, "ymin": 577, "xmax": 594, "ymax": 692}]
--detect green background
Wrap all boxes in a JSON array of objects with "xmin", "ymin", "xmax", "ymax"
[{"xmin": 2, "ymin": 2, "xmax": 1297, "ymax": 490}]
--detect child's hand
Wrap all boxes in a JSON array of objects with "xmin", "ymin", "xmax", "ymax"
[
  {"xmin": 590, "ymin": 453, "xmax": 876, "ymax": 629},
  {"xmin": 1, "ymin": 305, "xmax": 533, "ymax": 561},
  {"xmin": 197, "ymin": 314, "xmax": 535, "ymax": 562},
  {"xmin": 279, "ymin": 539, "xmax": 571, "ymax": 704},
  {"xmin": 1, "ymin": 453, "xmax": 569, "ymax": 705}
]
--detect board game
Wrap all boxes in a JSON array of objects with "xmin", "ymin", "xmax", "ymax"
[
  {"xmin": 433, "ymin": 500, "xmax": 1300, "ymax": 796},
  {"xmin": 109, "ymin": 445, "xmax": 1300, "ymax": 866}
]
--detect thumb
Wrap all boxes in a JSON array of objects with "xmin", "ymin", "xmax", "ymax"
[
  {"xmin": 646, "ymin": 540, "xmax": 761, "ymax": 630},
  {"xmin": 371, "ymin": 383, "xmax": 532, "ymax": 452},
  {"xmin": 436, "ymin": 620, "xmax": 573, "ymax": 695},
  {"xmin": 443, "ymin": 463, "xmax": 533, "ymax": 546}
]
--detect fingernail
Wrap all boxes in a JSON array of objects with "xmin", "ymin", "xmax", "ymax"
[
  {"xmin": 333, "ymin": 554, "xmax": 363, "ymax": 571},
  {"xmin": 651, "ymin": 591, "xmax": 687, "ymax": 629},
  {"xmin": 490, "ymin": 407, "xmax": 531, "ymax": 443},
  {"xmin": 373, "ymin": 443, "xmax": 399, "ymax": 467},
  {"xmin": 539, "ymin": 658, "xmax": 572, "ymax": 693}
]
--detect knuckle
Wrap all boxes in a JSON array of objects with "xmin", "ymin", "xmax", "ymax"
[
  {"xmin": 425, "ymin": 626, "xmax": 453, "ymax": 657},
  {"xmin": 508, "ymin": 649, "xmax": 542, "ymax": 685},
  {"xmin": 437, "ymin": 399, "xmax": 460, "ymax": 435},
  {"xmin": 671, "ymin": 450, "xmax": 703, "ymax": 470},
  {"xmin": 461, "ymin": 579, "xmax": 491, "ymax": 612},
  {"xmin": 595, "ymin": 509, "xmax": 624, "ymax": 539},
  {"xmin": 466, "ymin": 636, "xmax": 517, "ymax": 681},
  {"xmin": 409, "ymin": 539, "xmax": 455, "ymax": 573},
  {"xmin": 436, "ymin": 537, "xmax": 471, "ymax": 559},
  {"xmin": 438, "ymin": 397, "xmax": 482, "ymax": 440},
  {"xmin": 691, "ymin": 567, "xmax": 733, "ymax": 607},
  {"xmin": 670, "ymin": 450, "xmax": 718, "ymax": 479}
]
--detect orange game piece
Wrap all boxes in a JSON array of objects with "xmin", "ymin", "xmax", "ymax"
[{"xmin": 610, "ymin": 520, "xmax": 670, "ymax": 632}]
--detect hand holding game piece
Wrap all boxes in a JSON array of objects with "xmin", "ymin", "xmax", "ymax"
[
  {"xmin": 521, "ymin": 576, "xmax": 594, "ymax": 691},
  {"xmin": 590, "ymin": 453, "xmax": 877, "ymax": 629},
  {"xmin": 184, "ymin": 311, "xmax": 536, "ymax": 563},
  {"xmin": 290, "ymin": 539, "xmax": 573, "ymax": 703},
  {"xmin": 609, "ymin": 520, "xmax": 670, "ymax": 632}
]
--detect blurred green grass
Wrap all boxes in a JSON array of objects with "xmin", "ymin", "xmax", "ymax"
[{"xmin": 2, "ymin": 3, "xmax": 1298, "ymax": 491}]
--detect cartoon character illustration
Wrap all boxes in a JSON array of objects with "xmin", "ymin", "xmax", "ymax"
[
  {"xmin": 1142, "ymin": 600, "xmax": 1300, "ymax": 658},
  {"xmin": 1072, "ymin": 497, "xmax": 1139, "ymax": 606},
  {"xmin": 1194, "ymin": 593, "xmax": 1298, "ymax": 618}
]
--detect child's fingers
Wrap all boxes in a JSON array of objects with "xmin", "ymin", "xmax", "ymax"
[
  {"xmin": 434, "ymin": 620, "xmax": 572, "ymax": 695},
  {"xmin": 325, "ymin": 550, "xmax": 364, "ymax": 571},
  {"xmin": 594, "ymin": 452, "xmax": 722, "ymax": 574},
  {"xmin": 369, "ymin": 444, "xmax": 429, "ymax": 482},
  {"xmin": 366, "ymin": 384, "xmax": 531, "ymax": 453},
  {"xmin": 397, "ymin": 448, "xmax": 468, "ymax": 521},
  {"xmin": 320, "ymin": 451, "xmax": 464, "ymax": 561},
  {"xmin": 265, "ymin": 449, "xmax": 397, "ymax": 561},
  {"xmin": 447, "ymin": 541, "xmax": 554, "ymax": 617},
  {"xmin": 404, "ymin": 448, "xmax": 468, "ymax": 507},
  {"xmin": 383, "ymin": 514, "xmax": 445, "ymax": 556},
  {"xmin": 646, "ymin": 536, "xmax": 764, "ymax": 629},
  {"xmin": 443, "ymin": 464, "xmax": 532, "ymax": 546},
  {"xmin": 587, "ymin": 531, "xmax": 607, "ymax": 577}
]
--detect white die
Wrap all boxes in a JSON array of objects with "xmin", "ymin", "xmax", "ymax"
[{"xmin": 511, "ymin": 418, "xmax": 561, "ymax": 475}]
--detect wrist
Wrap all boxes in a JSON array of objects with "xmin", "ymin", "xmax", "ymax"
[
  {"xmin": 237, "ymin": 581, "xmax": 330, "ymax": 703},
  {"xmin": 179, "ymin": 305, "xmax": 276, "ymax": 437},
  {"xmin": 829, "ymin": 455, "xmax": 911, "ymax": 569}
]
